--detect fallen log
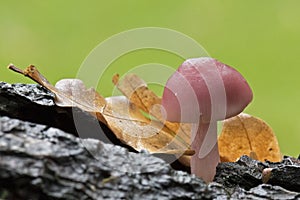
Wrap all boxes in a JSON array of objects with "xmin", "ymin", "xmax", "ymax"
[{"xmin": 0, "ymin": 82, "xmax": 299, "ymax": 199}]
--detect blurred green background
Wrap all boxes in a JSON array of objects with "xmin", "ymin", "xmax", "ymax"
[{"xmin": 0, "ymin": 1, "xmax": 299, "ymax": 156}]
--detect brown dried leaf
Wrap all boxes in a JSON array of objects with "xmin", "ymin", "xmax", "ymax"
[
  {"xmin": 218, "ymin": 113, "xmax": 282, "ymax": 162},
  {"xmin": 113, "ymin": 74, "xmax": 191, "ymax": 148},
  {"xmin": 113, "ymin": 73, "xmax": 160, "ymax": 113},
  {"xmin": 102, "ymin": 96, "xmax": 193, "ymax": 155},
  {"xmin": 8, "ymin": 64, "xmax": 107, "ymax": 124}
]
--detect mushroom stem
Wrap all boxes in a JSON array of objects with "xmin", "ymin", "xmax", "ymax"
[
  {"xmin": 161, "ymin": 57, "xmax": 253, "ymax": 182},
  {"xmin": 191, "ymin": 120, "xmax": 220, "ymax": 183}
]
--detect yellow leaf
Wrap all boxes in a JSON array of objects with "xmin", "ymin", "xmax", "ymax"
[
  {"xmin": 113, "ymin": 74, "xmax": 191, "ymax": 149},
  {"xmin": 218, "ymin": 113, "xmax": 282, "ymax": 162},
  {"xmin": 102, "ymin": 96, "xmax": 193, "ymax": 155}
]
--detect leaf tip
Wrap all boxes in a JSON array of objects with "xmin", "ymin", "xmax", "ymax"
[
  {"xmin": 112, "ymin": 74, "xmax": 120, "ymax": 85},
  {"xmin": 7, "ymin": 63, "xmax": 15, "ymax": 69}
]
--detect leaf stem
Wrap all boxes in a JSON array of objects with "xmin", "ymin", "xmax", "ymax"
[{"xmin": 7, "ymin": 64, "xmax": 25, "ymax": 75}]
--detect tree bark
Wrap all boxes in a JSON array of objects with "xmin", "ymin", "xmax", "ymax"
[{"xmin": 0, "ymin": 82, "xmax": 299, "ymax": 199}]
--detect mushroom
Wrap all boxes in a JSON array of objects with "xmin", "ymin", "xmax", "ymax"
[{"xmin": 161, "ymin": 57, "xmax": 253, "ymax": 182}]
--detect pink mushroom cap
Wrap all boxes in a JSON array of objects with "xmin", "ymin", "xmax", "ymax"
[{"xmin": 162, "ymin": 57, "xmax": 253, "ymax": 123}]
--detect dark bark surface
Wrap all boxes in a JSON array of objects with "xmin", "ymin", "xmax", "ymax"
[
  {"xmin": 214, "ymin": 155, "xmax": 300, "ymax": 194},
  {"xmin": 0, "ymin": 82, "xmax": 300, "ymax": 199},
  {"xmin": 0, "ymin": 82, "xmax": 136, "ymax": 149},
  {"xmin": 0, "ymin": 116, "xmax": 217, "ymax": 200}
]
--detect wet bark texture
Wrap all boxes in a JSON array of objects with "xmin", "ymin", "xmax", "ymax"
[{"xmin": 0, "ymin": 82, "xmax": 299, "ymax": 200}]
